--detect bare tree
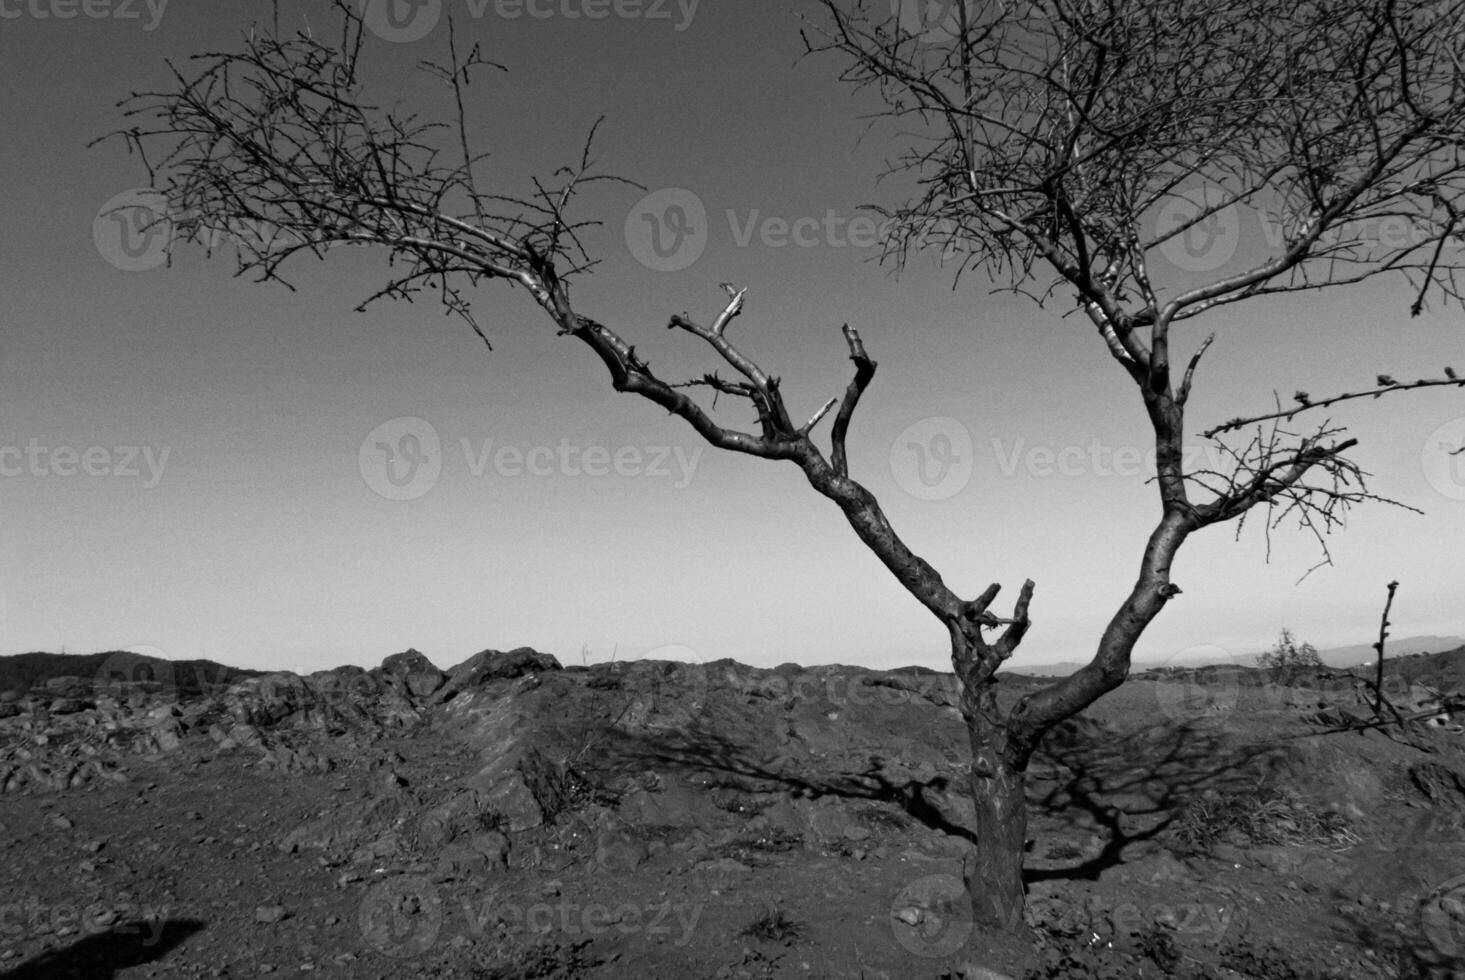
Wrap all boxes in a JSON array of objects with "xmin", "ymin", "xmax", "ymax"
[{"xmin": 97, "ymin": 0, "xmax": 1465, "ymax": 934}]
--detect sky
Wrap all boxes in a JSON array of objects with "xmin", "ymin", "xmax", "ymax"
[{"xmin": 1, "ymin": 0, "xmax": 1462, "ymax": 677}]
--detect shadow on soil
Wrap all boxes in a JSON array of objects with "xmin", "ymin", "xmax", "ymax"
[
  {"xmin": 0, "ymin": 919, "xmax": 206, "ymax": 980},
  {"xmin": 584, "ymin": 715, "xmax": 1286, "ymax": 885},
  {"xmin": 1025, "ymin": 717, "xmax": 1286, "ymax": 883}
]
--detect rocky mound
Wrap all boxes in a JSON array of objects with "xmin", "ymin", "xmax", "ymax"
[{"xmin": 2, "ymin": 647, "xmax": 1464, "ymax": 978}]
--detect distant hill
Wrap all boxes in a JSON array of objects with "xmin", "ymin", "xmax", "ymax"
[
  {"xmin": 0, "ymin": 651, "xmax": 265, "ymax": 699},
  {"xmin": 1008, "ymin": 635, "xmax": 1465, "ymax": 677}
]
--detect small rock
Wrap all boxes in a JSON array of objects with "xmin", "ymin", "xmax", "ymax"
[
  {"xmin": 595, "ymin": 831, "xmax": 648, "ymax": 873},
  {"xmin": 255, "ymin": 905, "xmax": 289, "ymax": 924},
  {"xmin": 957, "ymin": 965, "xmax": 1016, "ymax": 980},
  {"xmin": 696, "ymin": 857, "xmax": 753, "ymax": 874}
]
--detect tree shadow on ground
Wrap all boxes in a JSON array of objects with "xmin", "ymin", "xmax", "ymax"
[
  {"xmin": 0, "ymin": 919, "xmax": 206, "ymax": 980},
  {"xmin": 582, "ymin": 723, "xmax": 982, "ymax": 844},
  {"xmin": 1025, "ymin": 717, "xmax": 1289, "ymax": 883},
  {"xmin": 579, "ymin": 713, "xmax": 1287, "ymax": 883}
]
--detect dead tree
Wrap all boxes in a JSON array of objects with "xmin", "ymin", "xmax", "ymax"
[
  {"xmin": 804, "ymin": 0, "xmax": 1465, "ymax": 927},
  {"xmin": 97, "ymin": 0, "xmax": 1465, "ymax": 936}
]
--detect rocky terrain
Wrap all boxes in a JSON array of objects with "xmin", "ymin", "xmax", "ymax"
[{"xmin": 0, "ymin": 645, "xmax": 1463, "ymax": 979}]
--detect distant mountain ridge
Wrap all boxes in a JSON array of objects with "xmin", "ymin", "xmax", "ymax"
[
  {"xmin": 1008, "ymin": 634, "xmax": 1465, "ymax": 677},
  {"xmin": 9, "ymin": 636, "xmax": 1462, "ymax": 690}
]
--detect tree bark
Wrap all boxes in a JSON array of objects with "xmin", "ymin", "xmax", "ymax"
[{"xmin": 959, "ymin": 662, "xmax": 1028, "ymax": 931}]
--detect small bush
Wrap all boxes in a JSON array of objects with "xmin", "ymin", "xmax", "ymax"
[
  {"xmin": 741, "ymin": 905, "xmax": 804, "ymax": 945},
  {"xmin": 1172, "ymin": 784, "xmax": 1358, "ymax": 852}
]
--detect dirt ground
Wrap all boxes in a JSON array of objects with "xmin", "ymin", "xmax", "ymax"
[{"xmin": 1, "ymin": 651, "xmax": 1463, "ymax": 979}]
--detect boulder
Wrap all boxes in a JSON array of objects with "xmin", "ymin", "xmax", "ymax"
[
  {"xmin": 594, "ymin": 829, "xmax": 649, "ymax": 873},
  {"xmin": 435, "ymin": 841, "xmax": 491, "ymax": 877},
  {"xmin": 377, "ymin": 650, "xmax": 447, "ymax": 703},
  {"xmin": 228, "ymin": 673, "xmax": 315, "ymax": 727},
  {"xmin": 463, "ymin": 746, "xmax": 575, "ymax": 831},
  {"xmin": 1410, "ymin": 762, "xmax": 1465, "ymax": 808},
  {"xmin": 380, "ymin": 649, "xmax": 440, "ymax": 679},
  {"xmin": 431, "ymin": 648, "xmax": 562, "ymax": 703},
  {"xmin": 280, "ymin": 793, "xmax": 413, "ymax": 859},
  {"xmin": 405, "ymin": 672, "xmax": 445, "ymax": 699},
  {"xmin": 44, "ymin": 676, "xmax": 90, "ymax": 697}
]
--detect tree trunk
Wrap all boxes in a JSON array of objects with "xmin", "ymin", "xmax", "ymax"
[{"xmin": 962, "ymin": 679, "xmax": 1028, "ymax": 931}]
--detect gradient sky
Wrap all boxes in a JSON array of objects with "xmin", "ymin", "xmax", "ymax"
[{"xmin": 2, "ymin": 0, "xmax": 1461, "ymax": 676}]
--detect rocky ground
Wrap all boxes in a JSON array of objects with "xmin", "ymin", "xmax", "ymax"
[{"xmin": 0, "ymin": 646, "xmax": 1463, "ymax": 979}]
